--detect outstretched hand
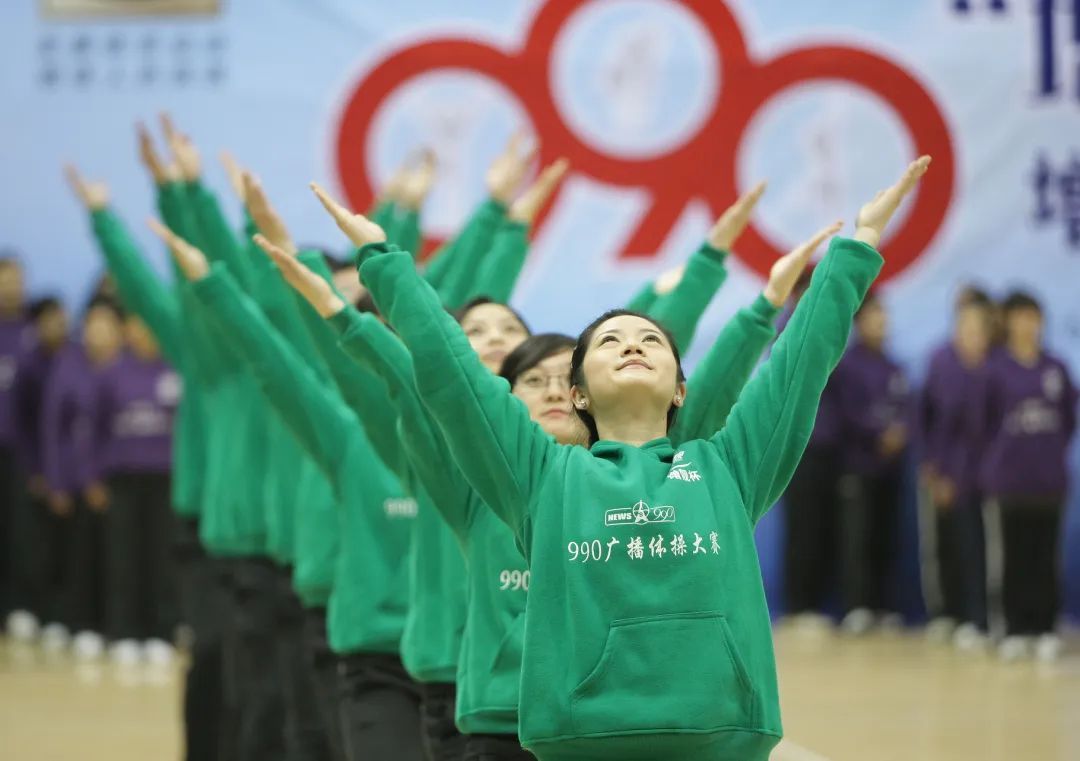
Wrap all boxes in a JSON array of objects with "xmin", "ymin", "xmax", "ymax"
[
  {"xmin": 220, "ymin": 151, "xmax": 247, "ymax": 201},
  {"xmin": 161, "ymin": 112, "xmax": 201, "ymax": 182},
  {"xmin": 253, "ymin": 234, "xmax": 346, "ymax": 318},
  {"xmin": 708, "ymin": 181, "xmax": 766, "ymax": 251},
  {"xmin": 509, "ymin": 158, "xmax": 569, "ymax": 225},
  {"xmin": 137, "ymin": 123, "xmax": 179, "ymax": 185},
  {"xmin": 763, "ymin": 221, "xmax": 843, "ymax": 307},
  {"xmin": 398, "ymin": 149, "xmax": 438, "ymax": 211},
  {"xmin": 487, "ymin": 130, "xmax": 536, "ymax": 205},
  {"xmin": 244, "ymin": 173, "xmax": 296, "ymax": 256},
  {"xmin": 310, "ymin": 182, "xmax": 388, "ymax": 249},
  {"xmin": 64, "ymin": 165, "xmax": 109, "ymax": 211},
  {"xmin": 147, "ymin": 218, "xmax": 210, "ymax": 280},
  {"xmin": 854, "ymin": 156, "xmax": 932, "ymax": 249}
]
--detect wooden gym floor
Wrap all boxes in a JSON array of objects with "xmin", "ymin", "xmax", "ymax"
[{"xmin": 1, "ymin": 625, "xmax": 1077, "ymax": 761}]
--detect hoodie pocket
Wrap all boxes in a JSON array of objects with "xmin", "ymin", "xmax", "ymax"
[
  {"xmin": 571, "ymin": 611, "xmax": 755, "ymax": 734},
  {"xmin": 485, "ymin": 612, "xmax": 526, "ymax": 707}
]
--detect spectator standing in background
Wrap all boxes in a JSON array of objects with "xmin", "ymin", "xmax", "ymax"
[
  {"xmin": 836, "ymin": 292, "xmax": 912, "ymax": 635},
  {"xmin": 41, "ymin": 296, "xmax": 125, "ymax": 660},
  {"xmin": 86, "ymin": 312, "xmax": 180, "ymax": 667},
  {"xmin": 917, "ymin": 287, "xmax": 994, "ymax": 649},
  {"xmin": 0, "ymin": 254, "xmax": 27, "ymax": 634},
  {"xmin": 973, "ymin": 291, "xmax": 1078, "ymax": 662},
  {"xmin": 9, "ymin": 296, "xmax": 72, "ymax": 647}
]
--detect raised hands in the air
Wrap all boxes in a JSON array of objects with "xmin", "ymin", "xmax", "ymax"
[
  {"xmin": 253, "ymin": 234, "xmax": 346, "ymax": 319},
  {"xmin": 310, "ymin": 182, "xmax": 388, "ymax": 250},
  {"xmin": 509, "ymin": 157, "xmax": 569, "ymax": 226},
  {"xmin": 64, "ymin": 165, "xmax": 109, "ymax": 212},
  {"xmin": 148, "ymin": 219, "xmax": 210, "ymax": 280},
  {"xmin": 854, "ymin": 155, "xmax": 931, "ymax": 248},
  {"xmin": 137, "ymin": 122, "xmax": 179, "ymax": 186},
  {"xmin": 397, "ymin": 149, "xmax": 439, "ymax": 211},
  {"xmin": 161, "ymin": 112, "xmax": 201, "ymax": 183},
  {"xmin": 708, "ymin": 181, "xmax": 767, "ymax": 252},
  {"xmin": 244, "ymin": 173, "xmax": 296, "ymax": 256},
  {"xmin": 486, "ymin": 130, "xmax": 537, "ymax": 206},
  {"xmin": 762, "ymin": 221, "xmax": 844, "ymax": 307}
]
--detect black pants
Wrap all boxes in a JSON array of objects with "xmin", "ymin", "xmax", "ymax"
[
  {"xmin": 420, "ymin": 681, "xmax": 468, "ymax": 761},
  {"xmin": 67, "ymin": 499, "xmax": 106, "ymax": 633},
  {"xmin": 9, "ymin": 485, "xmax": 77, "ymax": 626},
  {"xmin": 303, "ymin": 607, "xmax": 347, "ymax": 761},
  {"xmin": 221, "ymin": 555, "xmax": 288, "ymax": 761},
  {"xmin": 0, "ymin": 446, "xmax": 17, "ymax": 617},
  {"xmin": 985, "ymin": 499, "xmax": 1062, "ymax": 637},
  {"xmin": 840, "ymin": 470, "xmax": 903, "ymax": 614},
  {"xmin": 276, "ymin": 569, "xmax": 334, "ymax": 761},
  {"xmin": 925, "ymin": 494, "xmax": 987, "ymax": 629},
  {"xmin": 175, "ymin": 517, "xmax": 227, "ymax": 761},
  {"xmin": 783, "ymin": 446, "xmax": 840, "ymax": 614},
  {"xmin": 337, "ymin": 651, "xmax": 425, "ymax": 761},
  {"xmin": 462, "ymin": 735, "xmax": 534, "ymax": 761},
  {"xmin": 104, "ymin": 471, "xmax": 176, "ymax": 640}
]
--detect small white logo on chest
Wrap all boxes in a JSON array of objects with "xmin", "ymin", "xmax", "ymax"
[{"xmin": 668, "ymin": 452, "xmax": 701, "ymax": 482}]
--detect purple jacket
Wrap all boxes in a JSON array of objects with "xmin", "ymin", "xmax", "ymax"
[
  {"xmin": 11, "ymin": 339, "xmax": 69, "ymax": 474},
  {"xmin": 41, "ymin": 345, "xmax": 109, "ymax": 493},
  {"xmin": 917, "ymin": 342, "xmax": 985, "ymax": 500},
  {"xmin": 89, "ymin": 353, "xmax": 179, "ymax": 478},
  {"xmin": 972, "ymin": 349, "xmax": 1078, "ymax": 499},
  {"xmin": 833, "ymin": 341, "xmax": 911, "ymax": 476},
  {"xmin": 0, "ymin": 316, "xmax": 28, "ymax": 447}
]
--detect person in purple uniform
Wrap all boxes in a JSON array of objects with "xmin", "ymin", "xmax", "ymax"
[
  {"xmin": 834, "ymin": 291, "xmax": 911, "ymax": 634},
  {"xmin": 781, "ymin": 268, "xmax": 845, "ymax": 631},
  {"xmin": 0, "ymin": 254, "xmax": 28, "ymax": 636},
  {"xmin": 971, "ymin": 291, "xmax": 1078, "ymax": 662},
  {"xmin": 86, "ymin": 312, "xmax": 180, "ymax": 666},
  {"xmin": 9, "ymin": 296, "xmax": 72, "ymax": 648},
  {"xmin": 41, "ymin": 296, "xmax": 124, "ymax": 660},
  {"xmin": 917, "ymin": 287, "xmax": 993, "ymax": 649}
]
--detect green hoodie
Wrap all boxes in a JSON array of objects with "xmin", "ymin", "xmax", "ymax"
[
  {"xmin": 192, "ymin": 263, "xmax": 414, "ymax": 649},
  {"xmin": 357, "ymin": 236, "xmax": 881, "ymax": 761}
]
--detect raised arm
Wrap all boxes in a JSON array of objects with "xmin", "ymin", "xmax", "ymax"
[
  {"xmin": 648, "ymin": 182, "xmax": 765, "ymax": 353},
  {"xmin": 312, "ymin": 182, "xmax": 556, "ymax": 539},
  {"xmin": 715, "ymin": 157, "xmax": 930, "ymax": 523}
]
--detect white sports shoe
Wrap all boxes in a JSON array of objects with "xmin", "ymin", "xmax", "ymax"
[
  {"xmin": 72, "ymin": 631, "xmax": 105, "ymax": 661},
  {"xmin": 142, "ymin": 639, "xmax": 176, "ymax": 667},
  {"xmin": 841, "ymin": 608, "xmax": 875, "ymax": 636},
  {"xmin": 952, "ymin": 623, "xmax": 987, "ymax": 652},
  {"xmin": 926, "ymin": 617, "xmax": 957, "ymax": 643},
  {"xmin": 40, "ymin": 623, "xmax": 71, "ymax": 653},
  {"xmin": 6, "ymin": 610, "xmax": 40, "ymax": 642},
  {"xmin": 998, "ymin": 635, "xmax": 1032, "ymax": 662},
  {"xmin": 109, "ymin": 638, "xmax": 142, "ymax": 667},
  {"xmin": 1035, "ymin": 634, "xmax": 1062, "ymax": 663}
]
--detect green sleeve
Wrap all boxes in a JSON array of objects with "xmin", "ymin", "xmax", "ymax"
[
  {"xmin": 714, "ymin": 237, "xmax": 881, "ymax": 524},
  {"xmin": 669, "ymin": 294, "xmax": 779, "ymax": 444},
  {"xmin": 343, "ymin": 201, "xmax": 400, "ymax": 266},
  {"xmin": 191, "ymin": 263, "xmax": 352, "ymax": 481},
  {"xmin": 185, "ymin": 180, "xmax": 255, "ymax": 287},
  {"xmin": 421, "ymin": 242, "xmax": 455, "ymax": 294},
  {"xmin": 472, "ymin": 220, "xmax": 529, "ymax": 303},
  {"xmin": 387, "ymin": 208, "xmax": 422, "ymax": 260},
  {"xmin": 625, "ymin": 283, "xmax": 658, "ymax": 314},
  {"xmin": 358, "ymin": 243, "xmax": 557, "ymax": 541},
  {"xmin": 88, "ymin": 209, "xmax": 183, "ymax": 367},
  {"xmin": 648, "ymin": 243, "xmax": 729, "ymax": 353},
  {"xmin": 292, "ymin": 251, "xmax": 408, "ymax": 475},
  {"xmin": 433, "ymin": 198, "xmax": 507, "ymax": 309},
  {"xmin": 330, "ymin": 308, "xmax": 475, "ymax": 532}
]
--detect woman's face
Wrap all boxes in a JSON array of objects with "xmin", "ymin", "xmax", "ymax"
[
  {"xmin": 572, "ymin": 314, "xmax": 683, "ymax": 422},
  {"xmin": 82, "ymin": 306, "xmax": 122, "ymax": 364},
  {"xmin": 462, "ymin": 303, "xmax": 529, "ymax": 373},
  {"xmin": 512, "ymin": 350, "xmax": 585, "ymax": 445}
]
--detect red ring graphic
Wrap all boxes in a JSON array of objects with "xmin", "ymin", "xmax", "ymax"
[{"xmin": 335, "ymin": 0, "xmax": 955, "ymax": 282}]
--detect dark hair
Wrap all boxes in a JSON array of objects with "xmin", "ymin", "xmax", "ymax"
[
  {"xmin": 354, "ymin": 289, "xmax": 379, "ymax": 315},
  {"xmin": 955, "ymin": 284, "xmax": 991, "ymax": 312},
  {"xmin": 82, "ymin": 294, "xmax": 124, "ymax": 322},
  {"xmin": 0, "ymin": 253, "xmax": 22, "ymax": 271},
  {"xmin": 569, "ymin": 309, "xmax": 686, "ymax": 445},
  {"xmin": 28, "ymin": 296, "xmax": 64, "ymax": 322},
  {"xmin": 1002, "ymin": 290, "xmax": 1042, "ymax": 316},
  {"xmin": 453, "ymin": 296, "xmax": 531, "ymax": 334},
  {"xmin": 500, "ymin": 333, "xmax": 576, "ymax": 386}
]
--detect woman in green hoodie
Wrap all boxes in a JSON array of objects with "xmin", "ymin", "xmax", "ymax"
[{"xmin": 310, "ymin": 157, "xmax": 930, "ymax": 761}]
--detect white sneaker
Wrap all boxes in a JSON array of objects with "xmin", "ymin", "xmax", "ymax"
[
  {"xmin": 842, "ymin": 608, "xmax": 875, "ymax": 636},
  {"xmin": 72, "ymin": 631, "xmax": 105, "ymax": 661},
  {"xmin": 879, "ymin": 612, "xmax": 904, "ymax": 632},
  {"xmin": 1035, "ymin": 634, "xmax": 1062, "ymax": 663},
  {"xmin": 142, "ymin": 638, "xmax": 176, "ymax": 667},
  {"xmin": 6, "ymin": 610, "xmax": 40, "ymax": 642},
  {"xmin": 109, "ymin": 639, "xmax": 142, "ymax": 667},
  {"xmin": 788, "ymin": 612, "xmax": 834, "ymax": 635},
  {"xmin": 998, "ymin": 635, "xmax": 1032, "ymax": 662},
  {"xmin": 40, "ymin": 622, "xmax": 71, "ymax": 653},
  {"xmin": 926, "ymin": 617, "xmax": 957, "ymax": 643},
  {"xmin": 953, "ymin": 623, "xmax": 987, "ymax": 652}
]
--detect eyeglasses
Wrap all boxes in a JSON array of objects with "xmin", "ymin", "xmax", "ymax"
[{"xmin": 515, "ymin": 373, "xmax": 571, "ymax": 392}]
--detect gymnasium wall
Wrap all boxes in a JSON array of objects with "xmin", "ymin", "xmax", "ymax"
[{"xmin": 1, "ymin": 0, "xmax": 1078, "ymax": 619}]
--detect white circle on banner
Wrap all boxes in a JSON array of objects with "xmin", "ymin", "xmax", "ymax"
[
  {"xmin": 737, "ymin": 84, "xmax": 915, "ymax": 252},
  {"xmin": 551, "ymin": 0, "xmax": 719, "ymax": 159},
  {"xmin": 366, "ymin": 70, "xmax": 532, "ymax": 237}
]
